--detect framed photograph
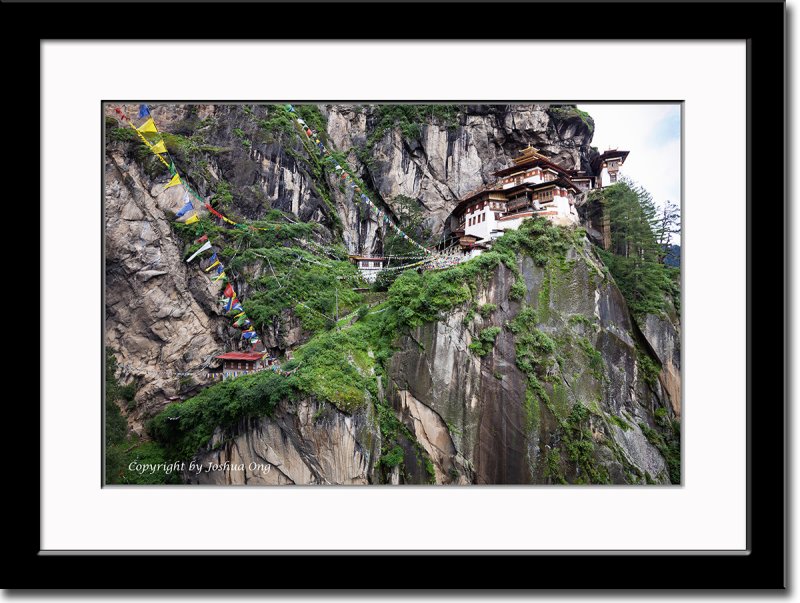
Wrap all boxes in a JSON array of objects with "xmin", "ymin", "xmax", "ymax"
[{"xmin": 27, "ymin": 0, "xmax": 785, "ymax": 590}]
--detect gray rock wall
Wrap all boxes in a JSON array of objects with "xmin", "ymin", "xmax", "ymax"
[{"xmin": 386, "ymin": 242, "xmax": 678, "ymax": 484}]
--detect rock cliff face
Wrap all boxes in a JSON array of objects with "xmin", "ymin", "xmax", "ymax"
[
  {"xmin": 105, "ymin": 103, "xmax": 679, "ymax": 484},
  {"xmin": 639, "ymin": 310, "xmax": 682, "ymax": 418},
  {"xmin": 387, "ymin": 242, "xmax": 676, "ymax": 485},
  {"xmin": 325, "ymin": 104, "xmax": 596, "ymax": 245},
  {"xmin": 178, "ymin": 237, "xmax": 680, "ymax": 486},
  {"xmin": 189, "ymin": 398, "xmax": 380, "ymax": 485},
  {"xmin": 108, "ymin": 104, "xmax": 595, "ymax": 254},
  {"xmin": 105, "ymin": 149, "xmax": 229, "ymax": 430},
  {"xmin": 105, "ymin": 103, "xmax": 595, "ymax": 415}
]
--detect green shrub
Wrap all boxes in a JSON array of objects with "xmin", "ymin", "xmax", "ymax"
[
  {"xmin": 149, "ymin": 371, "xmax": 292, "ymax": 460},
  {"xmin": 607, "ymin": 414, "xmax": 632, "ymax": 431},
  {"xmin": 468, "ymin": 326, "xmax": 501, "ymax": 357},
  {"xmin": 108, "ymin": 127, "xmax": 136, "ymax": 142},
  {"xmin": 478, "ymin": 303, "xmax": 497, "ymax": 317},
  {"xmin": 577, "ymin": 337, "xmax": 606, "ymax": 381},
  {"xmin": 367, "ymin": 104, "xmax": 461, "ymax": 148},
  {"xmin": 639, "ymin": 421, "xmax": 680, "ymax": 484},
  {"xmin": 380, "ymin": 445, "xmax": 404, "ymax": 468},
  {"xmin": 637, "ymin": 348, "xmax": 661, "ymax": 386},
  {"xmin": 509, "ymin": 278, "xmax": 527, "ymax": 300}
]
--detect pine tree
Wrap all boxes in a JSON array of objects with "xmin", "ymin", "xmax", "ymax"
[
  {"xmin": 594, "ymin": 180, "xmax": 680, "ymax": 317},
  {"xmin": 654, "ymin": 200, "xmax": 681, "ymax": 262}
]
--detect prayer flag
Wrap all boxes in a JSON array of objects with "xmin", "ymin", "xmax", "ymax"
[
  {"xmin": 195, "ymin": 234, "xmax": 209, "ymax": 243},
  {"xmin": 137, "ymin": 117, "xmax": 157, "ymax": 134},
  {"xmin": 150, "ymin": 140, "xmax": 167, "ymax": 154},
  {"xmin": 175, "ymin": 200, "xmax": 194, "ymax": 218},
  {"xmin": 185, "ymin": 240, "xmax": 212, "ymax": 262},
  {"xmin": 184, "ymin": 213, "xmax": 199, "ymax": 225},
  {"xmin": 205, "ymin": 259, "xmax": 221, "ymax": 272},
  {"xmin": 138, "ymin": 104, "xmax": 150, "ymax": 118},
  {"xmin": 224, "ymin": 283, "xmax": 235, "ymax": 298},
  {"xmin": 205, "ymin": 203, "xmax": 227, "ymax": 221},
  {"xmin": 164, "ymin": 173, "xmax": 181, "ymax": 189}
]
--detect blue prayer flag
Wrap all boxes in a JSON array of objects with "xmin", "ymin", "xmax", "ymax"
[
  {"xmin": 175, "ymin": 201, "xmax": 194, "ymax": 218},
  {"xmin": 138, "ymin": 104, "xmax": 150, "ymax": 118}
]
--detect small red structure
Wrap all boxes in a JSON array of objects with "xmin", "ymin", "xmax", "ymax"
[{"xmin": 217, "ymin": 351, "xmax": 266, "ymax": 380}]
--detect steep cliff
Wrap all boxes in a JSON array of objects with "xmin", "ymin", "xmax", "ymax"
[
  {"xmin": 105, "ymin": 146, "xmax": 229, "ymax": 429},
  {"xmin": 105, "ymin": 103, "xmax": 679, "ymax": 485},
  {"xmin": 188, "ymin": 398, "xmax": 380, "ymax": 485},
  {"xmin": 386, "ymin": 232, "xmax": 677, "ymax": 484},
  {"xmin": 105, "ymin": 103, "xmax": 594, "ymax": 413}
]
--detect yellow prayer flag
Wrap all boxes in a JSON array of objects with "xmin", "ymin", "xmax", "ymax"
[
  {"xmin": 150, "ymin": 140, "xmax": 167, "ymax": 154},
  {"xmin": 137, "ymin": 117, "xmax": 158, "ymax": 134},
  {"xmin": 164, "ymin": 173, "xmax": 181, "ymax": 190},
  {"xmin": 184, "ymin": 214, "xmax": 199, "ymax": 225},
  {"xmin": 204, "ymin": 259, "xmax": 221, "ymax": 272}
]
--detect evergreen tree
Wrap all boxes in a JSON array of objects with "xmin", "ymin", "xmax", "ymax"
[
  {"xmin": 593, "ymin": 181, "xmax": 680, "ymax": 317},
  {"xmin": 654, "ymin": 200, "xmax": 681, "ymax": 262}
]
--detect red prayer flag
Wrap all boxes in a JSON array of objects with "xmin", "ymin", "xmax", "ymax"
[
  {"xmin": 205, "ymin": 203, "xmax": 226, "ymax": 220},
  {"xmin": 195, "ymin": 234, "xmax": 209, "ymax": 243},
  {"xmin": 223, "ymin": 283, "xmax": 235, "ymax": 298}
]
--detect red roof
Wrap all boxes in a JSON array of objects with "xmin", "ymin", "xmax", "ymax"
[{"xmin": 217, "ymin": 352, "xmax": 265, "ymax": 361}]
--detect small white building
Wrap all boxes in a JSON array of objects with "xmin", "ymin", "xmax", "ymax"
[
  {"xmin": 592, "ymin": 149, "xmax": 630, "ymax": 188},
  {"xmin": 350, "ymin": 256, "xmax": 389, "ymax": 283}
]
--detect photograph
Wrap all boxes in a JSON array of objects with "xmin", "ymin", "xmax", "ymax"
[{"xmin": 104, "ymin": 102, "xmax": 681, "ymax": 486}]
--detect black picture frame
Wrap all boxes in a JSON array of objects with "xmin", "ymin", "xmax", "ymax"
[{"xmin": 21, "ymin": 0, "xmax": 785, "ymax": 591}]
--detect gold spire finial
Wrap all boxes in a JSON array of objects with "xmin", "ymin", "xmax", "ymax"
[{"xmin": 513, "ymin": 145, "xmax": 544, "ymax": 165}]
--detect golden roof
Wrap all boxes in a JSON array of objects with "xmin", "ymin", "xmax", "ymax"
[{"xmin": 512, "ymin": 145, "xmax": 549, "ymax": 165}]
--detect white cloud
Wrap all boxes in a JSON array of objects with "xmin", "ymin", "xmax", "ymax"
[{"xmin": 578, "ymin": 103, "xmax": 682, "ymax": 211}]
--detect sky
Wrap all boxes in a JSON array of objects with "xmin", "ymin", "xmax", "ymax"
[{"xmin": 577, "ymin": 103, "xmax": 681, "ymax": 214}]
